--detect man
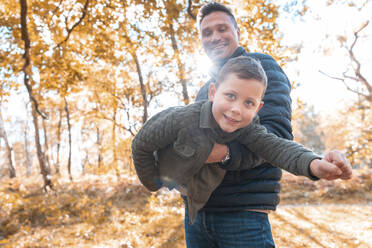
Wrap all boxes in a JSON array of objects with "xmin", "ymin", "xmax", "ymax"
[{"xmin": 183, "ymin": 2, "xmax": 352, "ymax": 247}]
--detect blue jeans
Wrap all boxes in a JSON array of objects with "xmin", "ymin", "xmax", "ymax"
[{"xmin": 184, "ymin": 209, "xmax": 275, "ymax": 248}]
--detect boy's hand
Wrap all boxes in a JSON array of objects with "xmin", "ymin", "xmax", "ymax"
[
  {"xmin": 309, "ymin": 150, "xmax": 352, "ymax": 180},
  {"xmin": 205, "ymin": 143, "xmax": 229, "ymax": 163}
]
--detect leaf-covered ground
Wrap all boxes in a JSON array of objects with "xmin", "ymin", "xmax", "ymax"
[{"xmin": 1, "ymin": 168, "xmax": 371, "ymax": 248}]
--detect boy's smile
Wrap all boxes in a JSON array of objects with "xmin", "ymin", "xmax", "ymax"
[{"xmin": 208, "ymin": 73, "xmax": 265, "ymax": 133}]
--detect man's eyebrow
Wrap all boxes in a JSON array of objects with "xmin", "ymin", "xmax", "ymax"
[{"xmin": 202, "ymin": 23, "xmax": 228, "ymax": 30}]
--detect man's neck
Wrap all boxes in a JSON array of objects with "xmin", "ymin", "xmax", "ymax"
[{"xmin": 209, "ymin": 46, "xmax": 245, "ymax": 80}]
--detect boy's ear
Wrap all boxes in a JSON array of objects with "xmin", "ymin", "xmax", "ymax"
[
  {"xmin": 208, "ymin": 83, "xmax": 216, "ymax": 101},
  {"xmin": 256, "ymin": 101, "xmax": 264, "ymax": 114}
]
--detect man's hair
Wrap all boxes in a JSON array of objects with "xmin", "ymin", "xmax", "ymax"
[
  {"xmin": 198, "ymin": 2, "xmax": 238, "ymax": 29},
  {"xmin": 216, "ymin": 56, "xmax": 268, "ymax": 95}
]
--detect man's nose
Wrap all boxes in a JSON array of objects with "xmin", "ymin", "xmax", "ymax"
[{"xmin": 210, "ymin": 31, "xmax": 222, "ymax": 42}]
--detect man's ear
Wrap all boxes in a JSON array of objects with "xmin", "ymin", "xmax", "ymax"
[
  {"xmin": 236, "ymin": 27, "xmax": 241, "ymax": 40},
  {"xmin": 208, "ymin": 83, "xmax": 216, "ymax": 101}
]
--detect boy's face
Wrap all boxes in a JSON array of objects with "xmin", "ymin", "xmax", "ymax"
[
  {"xmin": 200, "ymin": 11, "xmax": 240, "ymax": 62},
  {"xmin": 208, "ymin": 73, "xmax": 264, "ymax": 133}
]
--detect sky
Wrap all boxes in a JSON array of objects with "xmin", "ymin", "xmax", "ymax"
[
  {"xmin": 278, "ymin": 1, "xmax": 372, "ymax": 114},
  {"xmin": 194, "ymin": 1, "xmax": 371, "ymax": 115}
]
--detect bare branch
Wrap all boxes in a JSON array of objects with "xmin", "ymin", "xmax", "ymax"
[
  {"xmin": 52, "ymin": 0, "xmax": 64, "ymax": 15},
  {"xmin": 325, "ymin": 20, "xmax": 372, "ymax": 102},
  {"xmin": 187, "ymin": 0, "xmax": 196, "ymax": 20},
  {"xmin": 319, "ymin": 70, "xmax": 370, "ymax": 99},
  {"xmin": 349, "ymin": 21, "xmax": 367, "ymax": 69},
  {"xmin": 348, "ymin": 21, "xmax": 372, "ymax": 96},
  {"xmin": 57, "ymin": 0, "xmax": 89, "ymax": 46},
  {"xmin": 99, "ymin": 115, "xmax": 135, "ymax": 136}
]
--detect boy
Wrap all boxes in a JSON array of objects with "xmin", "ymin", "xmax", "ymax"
[{"xmin": 131, "ymin": 56, "xmax": 351, "ymax": 223}]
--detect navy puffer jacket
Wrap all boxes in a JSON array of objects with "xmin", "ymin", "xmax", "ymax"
[{"xmin": 195, "ymin": 46, "xmax": 292, "ymax": 211}]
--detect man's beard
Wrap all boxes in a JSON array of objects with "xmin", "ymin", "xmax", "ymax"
[{"xmin": 205, "ymin": 41, "xmax": 230, "ymax": 59}]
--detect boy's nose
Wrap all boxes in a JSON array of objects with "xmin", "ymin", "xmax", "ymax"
[{"xmin": 230, "ymin": 103, "xmax": 242, "ymax": 115}]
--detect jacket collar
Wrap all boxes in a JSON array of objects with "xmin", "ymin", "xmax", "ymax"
[
  {"xmin": 199, "ymin": 101, "xmax": 245, "ymax": 143},
  {"xmin": 199, "ymin": 101, "xmax": 216, "ymax": 129}
]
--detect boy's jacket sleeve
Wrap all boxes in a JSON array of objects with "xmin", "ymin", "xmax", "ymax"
[
  {"xmin": 131, "ymin": 109, "xmax": 178, "ymax": 191},
  {"xmin": 238, "ymin": 119, "xmax": 321, "ymax": 179}
]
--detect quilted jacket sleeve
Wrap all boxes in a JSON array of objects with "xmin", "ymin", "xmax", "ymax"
[
  {"xmin": 237, "ymin": 121, "xmax": 321, "ymax": 179},
  {"xmin": 254, "ymin": 53, "xmax": 293, "ymax": 140},
  {"xmin": 131, "ymin": 108, "xmax": 178, "ymax": 191}
]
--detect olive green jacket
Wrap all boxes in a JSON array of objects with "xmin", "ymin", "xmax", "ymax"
[{"xmin": 131, "ymin": 101, "xmax": 320, "ymax": 223}]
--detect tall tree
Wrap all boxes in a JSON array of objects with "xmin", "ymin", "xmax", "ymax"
[
  {"xmin": 0, "ymin": 105, "xmax": 16, "ymax": 178},
  {"xmin": 19, "ymin": 0, "xmax": 52, "ymax": 190}
]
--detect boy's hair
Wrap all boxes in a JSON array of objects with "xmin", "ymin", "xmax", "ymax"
[
  {"xmin": 198, "ymin": 2, "xmax": 238, "ymax": 29},
  {"xmin": 216, "ymin": 56, "xmax": 268, "ymax": 95}
]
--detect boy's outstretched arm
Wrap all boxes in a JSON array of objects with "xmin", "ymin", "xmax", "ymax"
[
  {"xmin": 131, "ymin": 109, "xmax": 178, "ymax": 191},
  {"xmin": 309, "ymin": 150, "xmax": 353, "ymax": 180}
]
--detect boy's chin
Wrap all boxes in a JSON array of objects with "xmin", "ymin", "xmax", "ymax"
[{"xmin": 221, "ymin": 127, "xmax": 238, "ymax": 133}]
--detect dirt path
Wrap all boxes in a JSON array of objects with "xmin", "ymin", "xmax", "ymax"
[
  {"xmin": 271, "ymin": 204, "xmax": 372, "ymax": 248},
  {"xmin": 2, "ymin": 170, "xmax": 372, "ymax": 247}
]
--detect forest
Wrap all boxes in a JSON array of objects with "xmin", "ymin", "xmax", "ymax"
[{"xmin": 0, "ymin": 0, "xmax": 371, "ymax": 247}]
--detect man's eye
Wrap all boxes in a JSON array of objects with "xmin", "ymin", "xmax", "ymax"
[
  {"xmin": 203, "ymin": 31, "xmax": 212, "ymax": 37},
  {"xmin": 218, "ymin": 27, "xmax": 227, "ymax": 32}
]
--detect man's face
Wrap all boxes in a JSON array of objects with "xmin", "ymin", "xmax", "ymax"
[
  {"xmin": 208, "ymin": 73, "xmax": 264, "ymax": 133},
  {"xmin": 200, "ymin": 11, "xmax": 240, "ymax": 62}
]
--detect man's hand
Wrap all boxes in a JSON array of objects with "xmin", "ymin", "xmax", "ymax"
[
  {"xmin": 309, "ymin": 150, "xmax": 352, "ymax": 180},
  {"xmin": 205, "ymin": 143, "xmax": 228, "ymax": 163}
]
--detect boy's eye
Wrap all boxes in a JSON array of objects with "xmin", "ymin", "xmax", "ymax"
[
  {"xmin": 226, "ymin": 93, "xmax": 236, "ymax": 100},
  {"xmin": 245, "ymin": 100, "xmax": 254, "ymax": 106}
]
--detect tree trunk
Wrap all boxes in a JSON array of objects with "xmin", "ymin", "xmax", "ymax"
[
  {"xmin": 20, "ymin": 0, "xmax": 52, "ymax": 190},
  {"xmin": 0, "ymin": 111, "xmax": 16, "ymax": 178},
  {"xmin": 64, "ymin": 97, "xmax": 73, "ymax": 181},
  {"xmin": 131, "ymin": 51, "xmax": 148, "ymax": 123},
  {"xmin": 23, "ymin": 122, "xmax": 32, "ymax": 176},
  {"xmin": 55, "ymin": 108, "xmax": 63, "ymax": 174},
  {"xmin": 111, "ymin": 108, "xmax": 120, "ymax": 180},
  {"xmin": 81, "ymin": 148, "xmax": 89, "ymax": 175},
  {"xmin": 96, "ymin": 126, "xmax": 102, "ymax": 169},
  {"xmin": 169, "ymin": 23, "xmax": 189, "ymax": 105},
  {"xmin": 42, "ymin": 117, "xmax": 51, "ymax": 172},
  {"xmin": 32, "ymin": 106, "xmax": 52, "ymax": 189}
]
